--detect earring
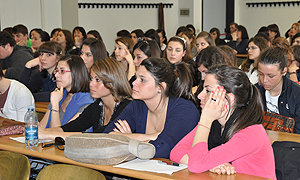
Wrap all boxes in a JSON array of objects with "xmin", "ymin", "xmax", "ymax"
[{"xmin": 158, "ymin": 91, "xmax": 161, "ymax": 94}]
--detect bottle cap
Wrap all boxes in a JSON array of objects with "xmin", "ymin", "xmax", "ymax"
[{"xmin": 28, "ymin": 106, "xmax": 35, "ymax": 111}]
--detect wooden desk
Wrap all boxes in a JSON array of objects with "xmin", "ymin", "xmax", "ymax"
[
  {"xmin": 0, "ymin": 135, "xmax": 268, "ymax": 180},
  {"xmin": 266, "ymin": 130, "xmax": 300, "ymax": 144},
  {"xmin": 35, "ymin": 102, "xmax": 49, "ymax": 113}
]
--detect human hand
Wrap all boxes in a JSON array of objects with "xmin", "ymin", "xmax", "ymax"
[
  {"xmin": 123, "ymin": 48, "xmax": 134, "ymax": 64},
  {"xmin": 201, "ymin": 86, "xmax": 228, "ymax": 124},
  {"xmin": 25, "ymin": 57, "xmax": 41, "ymax": 70},
  {"xmin": 209, "ymin": 163, "xmax": 236, "ymax": 175},
  {"xmin": 17, "ymin": 39, "xmax": 26, "ymax": 46},
  {"xmin": 50, "ymin": 87, "xmax": 64, "ymax": 106},
  {"xmin": 231, "ymin": 32, "xmax": 237, "ymax": 41},
  {"xmin": 288, "ymin": 63, "xmax": 299, "ymax": 73},
  {"xmin": 113, "ymin": 120, "xmax": 132, "ymax": 134}
]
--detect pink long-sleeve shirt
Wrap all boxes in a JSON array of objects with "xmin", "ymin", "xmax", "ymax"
[{"xmin": 170, "ymin": 124, "xmax": 276, "ymax": 180}]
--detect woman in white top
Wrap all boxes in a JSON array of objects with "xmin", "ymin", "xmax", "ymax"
[
  {"xmin": 0, "ymin": 66, "xmax": 34, "ymax": 122},
  {"xmin": 240, "ymin": 37, "xmax": 268, "ymax": 84}
]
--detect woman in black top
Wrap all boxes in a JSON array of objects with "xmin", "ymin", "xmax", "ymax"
[{"xmin": 38, "ymin": 58, "xmax": 132, "ymax": 140}]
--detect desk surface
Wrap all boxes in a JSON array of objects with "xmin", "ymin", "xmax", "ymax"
[
  {"xmin": 0, "ymin": 134, "xmax": 270, "ymax": 180},
  {"xmin": 266, "ymin": 130, "xmax": 300, "ymax": 143},
  {"xmin": 35, "ymin": 102, "xmax": 49, "ymax": 113}
]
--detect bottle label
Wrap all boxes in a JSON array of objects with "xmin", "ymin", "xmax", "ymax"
[{"xmin": 25, "ymin": 125, "xmax": 38, "ymax": 140}]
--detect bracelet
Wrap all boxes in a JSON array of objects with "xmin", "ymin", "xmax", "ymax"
[
  {"xmin": 290, "ymin": 72, "xmax": 296, "ymax": 74},
  {"xmin": 51, "ymin": 109, "xmax": 59, "ymax": 112},
  {"xmin": 198, "ymin": 123, "xmax": 210, "ymax": 131}
]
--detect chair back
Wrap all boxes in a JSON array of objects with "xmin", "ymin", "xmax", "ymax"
[
  {"xmin": 0, "ymin": 151, "xmax": 31, "ymax": 180},
  {"xmin": 36, "ymin": 164, "xmax": 106, "ymax": 180}
]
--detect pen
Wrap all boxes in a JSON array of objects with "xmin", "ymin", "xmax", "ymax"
[{"xmin": 158, "ymin": 160, "xmax": 182, "ymax": 167}]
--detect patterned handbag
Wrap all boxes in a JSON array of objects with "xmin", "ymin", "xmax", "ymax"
[{"xmin": 263, "ymin": 111, "xmax": 295, "ymax": 133}]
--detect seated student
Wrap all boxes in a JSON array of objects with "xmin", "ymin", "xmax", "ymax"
[
  {"xmin": 104, "ymin": 58, "xmax": 200, "ymax": 158},
  {"xmin": 256, "ymin": 46, "xmax": 300, "ymax": 134},
  {"xmin": 111, "ymin": 37, "xmax": 135, "ymax": 80},
  {"xmin": 291, "ymin": 33, "xmax": 300, "ymax": 46},
  {"xmin": 12, "ymin": 24, "xmax": 32, "ymax": 47},
  {"xmin": 219, "ymin": 45, "xmax": 237, "ymax": 67},
  {"xmin": 180, "ymin": 30, "xmax": 197, "ymax": 58},
  {"xmin": 131, "ymin": 29, "xmax": 144, "ymax": 46},
  {"xmin": 227, "ymin": 25, "xmax": 249, "ymax": 54},
  {"xmin": 163, "ymin": 36, "xmax": 196, "ymax": 86},
  {"xmin": 170, "ymin": 65, "xmax": 276, "ymax": 180},
  {"xmin": 156, "ymin": 29, "xmax": 167, "ymax": 51},
  {"xmin": 30, "ymin": 29, "xmax": 50, "ymax": 57},
  {"xmin": 87, "ymin": 30, "xmax": 103, "ymax": 42},
  {"xmin": 0, "ymin": 31, "xmax": 34, "ymax": 80},
  {"xmin": 50, "ymin": 28, "xmax": 61, "ymax": 42},
  {"xmin": 116, "ymin": 29, "xmax": 131, "ymax": 39},
  {"xmin": 39, "ymin": 55, "xmax": 93, "ymax": 128},
  {"xmin": 144, "ymin": 29, "xmax": 161, "ymax": 49},
  {"xmin": 72, "ymin": 26, "xmax": 86, "ymax": 48},
  {"xmin": 129, "ymin": 40, "xmax": 161, "ymax": 85},
  {"xmin": 0, "ymin": 65, "xmax": 34, "ymax": 122},
  {"xmin": 224, "ymin": 22, "xmax": 238, "ymax": 42},
  {"xmin": 55, "ymin": 29, "xmax": 77, "ymax": 56},
  {"xmin": 240, "ymin": 37, "xmax": 269, "ymax": 84},
  {"xmin": 267, "ymin": 24, "xmax": 281, "ymax": 44},
  {"xmin": 209, "ymin": 27, "xmax": 226, "ymax": 46},
  {"xmin": 20, "ymin": 41, "xmax": 62, "ymax": 102},
  {"xmin": 38, "ymin": 58, "xmax": 132, "ymax": 140},
  {"xmin": 80, "ymin": 38, "xmax": 108, "ymax": 71},
  {"xmin": 195, "ymin": 31, "xmax": 215, "ymax": 54},
  {"xmin": 194, "ymin": 46, "xmax": 232, "ymax": 110},
  {"xmin": 288, "ymin": 45, "xmax": 300, "ymax": 84}
]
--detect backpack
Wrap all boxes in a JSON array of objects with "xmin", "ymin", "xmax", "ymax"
[{"xmin": 272, "ymin": 141, "xmax": 300, "ymax": 180}]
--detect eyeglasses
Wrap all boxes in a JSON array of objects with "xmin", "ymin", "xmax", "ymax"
[
  {"xmin": 42, "ymin": 137, "xmax": 65, "ymax": 150},
  {"xmin": 246, "ymin": 46, "xmax": 259, "ymax": 51},
  {"xmin": 53, "ymin": 69, "xmax": 71, "ymax": 75}
]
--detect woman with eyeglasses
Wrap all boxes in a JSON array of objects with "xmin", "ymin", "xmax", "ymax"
[
  {"xmin": 227, "ymin": 25, "xmax": 249, "ymax": 54},
  {"xmin": 39, "ymin": 55, "xmax": 93, "ymax": 128},
  {"xmin": 80, "ymin": 38, "xmax": 108, "ymax": 71},
  {"xmin": 240, "ymin": 37, "xmax": 269, "ymax": 84},
  {"xmin": 38, "ymin": 58, "xmax": 132, "ymax": 140},
  {"xmin": 20, "ymin": 41, "xmax": 62, "ymax": 102}
]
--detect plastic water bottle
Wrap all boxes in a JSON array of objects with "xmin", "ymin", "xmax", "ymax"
[{"xmin": 24, "ymin": 106, "xmax": 38, "ymax": 147}]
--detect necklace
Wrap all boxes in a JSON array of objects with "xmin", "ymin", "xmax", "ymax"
[{"xmin": 148, "ymin": 103, "xmax": 167, "ymax": 130}]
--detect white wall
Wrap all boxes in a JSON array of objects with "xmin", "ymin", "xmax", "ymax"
[
  {"xmin": 178, "ymin": 0, "xmax": 194, "ymax": 28},
  {"xmin": 0, "ymin": 0, "xmax": 42, "ymax": 31},
  {"xmin": 235, "ymin": 0, "xmax": 300, "ymax": 38},
  {"xmin": 202, "ymin": 0, "xmax": 226, "ymax": 34},
  {"xmin": 78, "ymin": 0, "xmax": 180, "ymax": 53}
]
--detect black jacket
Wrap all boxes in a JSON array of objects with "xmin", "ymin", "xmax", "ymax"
[
  {"xmin": 255, "ymin": 76, "xmax": 300, "ymax": 134},
  {"xmin": 61, "ymin": 98, "xmax": 131, "ymax": 133}
]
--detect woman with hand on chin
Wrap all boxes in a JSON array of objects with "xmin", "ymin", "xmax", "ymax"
[
  {"xmin": 112, "ymin": 37, "xmax": 135, "ymax": 80},
  {"xmin": 20, "ymin": 41, "xmax": 62, "ymax": 102},
  {"xmin": 38, "ymin": 58, "xmax": 132, "ymax": 140},
  {"xmin": 170, "ymin": 65, "xmax": 276, "ymax": 179},
  {"xmin": 39, "ymin": 55, "xmax": 93, "ymax": 128},
  {"xmin": 104, "ymin": 58, "xmax": 199, "ymax": 158}
]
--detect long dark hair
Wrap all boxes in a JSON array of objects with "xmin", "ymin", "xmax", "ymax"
[
  {"xmin": 141, "ymin": 58, "xmax": 194, "ymax": 103},
  {"xmin": 133, "ymin": 40, "xmax": 161, "ymax": 58},
  {"xmin": 81, "ymin": 38, "xmax": 108, "ymax": 63},
  {"xmin": 241, "ymin": 36, "xmax": 268, "ymax": 73},
  {"xmin": 58, "ymin": 55, "xmax": 90, "ymax": 93},
  {"xmin": 207, "ymin": 65, "xmax": 264, "ymax": 142}
]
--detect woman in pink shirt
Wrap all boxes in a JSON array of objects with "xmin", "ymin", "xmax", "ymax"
[{"xmin": 170, "ymin": 65, "xmax": 276, "ymax": 180}]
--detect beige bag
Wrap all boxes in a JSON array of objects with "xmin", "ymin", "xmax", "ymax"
[{"xmin": 64, "ymin": 133, "xmax": 156, "ymax": 165}]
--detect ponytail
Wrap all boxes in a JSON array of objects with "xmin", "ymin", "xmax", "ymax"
[
  {"xmin": 141, "ymin": 58, "xmax": 194, "ymax": 103},
  {"xmin": 171, "ymin": 63, "xmax": 195, "ymax": 103}
]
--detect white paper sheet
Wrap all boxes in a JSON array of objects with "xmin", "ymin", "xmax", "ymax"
[
  {"xmin": 10, "ymin": 137, "xmax": 52, "ymax": 144},
  {"xmin": 114, "ymin": 158, "xmax": 187, "ymax": 175}
]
